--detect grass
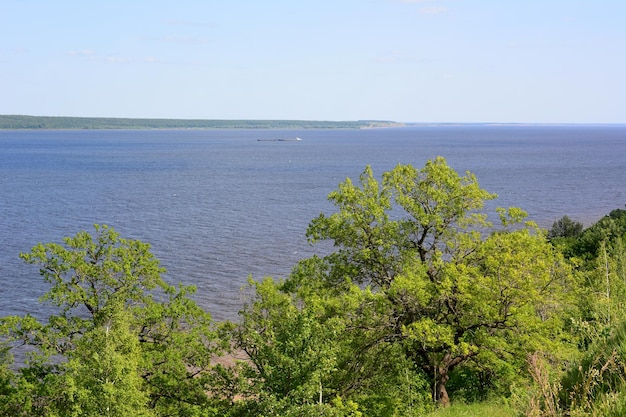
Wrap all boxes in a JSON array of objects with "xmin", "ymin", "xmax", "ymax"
[{"xmin": 425, "ymin": 401, "xmax": 518, "ymax": 417}]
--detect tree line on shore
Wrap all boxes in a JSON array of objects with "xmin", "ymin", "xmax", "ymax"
[
  {"xmin": 0, "ymin": 115, "xmax": 402, "ymax": 130},
  {"xmin": 1, "ymin": 156, "xmax": 625, "ymax": 416}
]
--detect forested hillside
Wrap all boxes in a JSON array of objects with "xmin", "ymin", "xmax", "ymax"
[{"xmin": 2, "ymin": 158, "xmax": 625, "ymax": 416}]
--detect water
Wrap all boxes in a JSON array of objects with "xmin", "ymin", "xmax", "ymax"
[{"xmin": 1, "ymin": 125, "xmax": 625, "ymax": 321}]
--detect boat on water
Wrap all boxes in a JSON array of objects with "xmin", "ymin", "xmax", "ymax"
[{"xmin": 257, "ymin": 137, "xmax": 302, "ymax": 142}]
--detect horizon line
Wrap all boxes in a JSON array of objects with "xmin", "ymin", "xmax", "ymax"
[{"xmin": 1, "ymin": 114, "xmax": 625, "ymax": 125}]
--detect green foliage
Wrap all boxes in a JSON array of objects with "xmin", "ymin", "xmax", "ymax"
[
  {"xmin": 0, "ymin": 342, "xmax": 21, "ymax": 416},
  {"xmin": 233, "ymin": 157, "xmax": 572, "ymax": 412},
  {"xmin": 4, "ymin": 164, "xmax": 625, "ymax": 416},
  {"xmin": 569, "ymin": 208, "xmax": 626, "ymax": 260},
  {"xmin": 234, "ymin": 275, "xmax": 431, "ymax": 416},
  {"xmin": 554, "ymin": 209, "xmax": 626, "ymax": 348},
  {"xmin": 303, "ymin": 157, "xmax": 572, "ymax": 405},
  {"xmin": 60, "ymin": 301, "xmax": 154, "ymax": 416},
  {"xmin": 548, "ymin": 215, "xmax": 583, "ymax": 240},
  {"xmin": 544, "ymin": 209, "xmax": 626, "ymax": 416},
  {"xmin": 0, "ymin": 225, "xmax": 230, "ymax": 416},
  {"xmin": 561, "ymin": 320, "xmax": 626, "ymax": 413},
  {"xmin": 237, "ymin": 277, "xmax": 344, "ymax": 402},
  {"xmin": 424, "ymin": 400, "xmax": 516, "ymax": 417},
  {"xmin": 19, "ymin": 225, "xmax": 164, "ymax": 331},
  {"xmin": 518, "ymin": 207, "xmax": 626, "ymax": 417}
]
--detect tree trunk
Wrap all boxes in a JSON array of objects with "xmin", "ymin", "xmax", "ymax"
[
  {"xmin": 430, "ymin": 349, "xmax": 479, "ymax": 406},
  {"xmin": 432, "ymin": 352, "xmax": 457, "ymax": 407},
  {"xmin": 434, "ymin": 369, "xmax": 450, "ymax": 407}
]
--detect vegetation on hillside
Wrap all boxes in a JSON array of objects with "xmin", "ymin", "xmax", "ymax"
[
  {"xmin": 1, "ymin": 157, "xmax": 625, "ymax": 416},
  {"xmin": 0, "ymin": 115, "xmax": 403, "ymax": 130}
]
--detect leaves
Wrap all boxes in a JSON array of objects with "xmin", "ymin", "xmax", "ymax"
[
  {"xmin": 19, "ymin": 225, "xmax": 165, "ymax": 324},
  {"xmin": 2, "ymin": 225, "xmax": 229, "ymax": 416},
  {"xmin": 300, "ymin": 157, "xmax": 571, "ymax": 405},
  {"xmin": 3, "ymin": 160, "xmax": 613, "ymax": 415}
]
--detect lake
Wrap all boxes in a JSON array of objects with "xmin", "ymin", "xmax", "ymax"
[{"xmin": 1, "ymin": 125, "xmax": 624, "ymax": 321}]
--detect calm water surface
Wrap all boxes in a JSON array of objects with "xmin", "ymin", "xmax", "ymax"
[{"xmin": 1, "ymin": 126, "xmax": 625, "ymax": 320}]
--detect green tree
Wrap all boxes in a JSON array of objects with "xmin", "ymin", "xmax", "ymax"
[
  {"xmin": 234, "ymin": 277, "xmax": 348, "ymax": 415},
  {"xmin": 60, "ymin": 300, "xmax": 154, "ymax": 417},
  {"xmin": 569, "ymin": 209, "xmax": 626, "ymax": 260},
  {"xmin": 1, "ymin": 225, "xmax": 230, "ymax": 416},
  {"xmin": 548, "ymin": 215, "xmax": 583, "ymax": 240},
  {"xmin": 551, "ymin": 208, "xmax": 626, "ymax": 415},
  {"xmin": 234, "ymin": 274, "xmax": 431, "ymax": 417},
  {"xmin": 560, "ymin": 209, "xmax": 626, "ymax": 343},
  {"xmin": 302, "ymin": 157, "xmax": 571, "ymax": 406}
]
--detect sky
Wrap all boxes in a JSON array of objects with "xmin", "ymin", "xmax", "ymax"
[{"xmin": 1, "ymin": 0, "xmax": 625, "ymax": 123}]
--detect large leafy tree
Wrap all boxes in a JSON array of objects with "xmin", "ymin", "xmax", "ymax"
[
  {"xmin": 0, "ymin": 225, "xmax": 230, "ymax": 416},
  {"xmin": 300, "ymin": 157, "xmax": 571, "ymax": 405}
]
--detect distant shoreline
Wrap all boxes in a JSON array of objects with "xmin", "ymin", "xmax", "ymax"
[
  {"xmin": 0, "ymin": 115, "xmax": 404, "ymax": 130},
  {"xmin": 1, "ymin": 115, "xmax": 622, "ymax": 130}
]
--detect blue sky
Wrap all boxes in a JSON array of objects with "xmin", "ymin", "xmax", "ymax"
[{"xmin": 1, "ymin": 0, "xmax": 625, "ymax": 123}]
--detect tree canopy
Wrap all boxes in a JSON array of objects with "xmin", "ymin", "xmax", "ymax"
[
  {"xmin": 3, "ymin": 158, "xmax": 625, "ymax": 416},
  {"xmin": 236, "ymin": 157, "xmax": 572, "ymax": 410},
  {"xmin": 0, "ymin": 225, "xmax": 230, "ymax": 416}
]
